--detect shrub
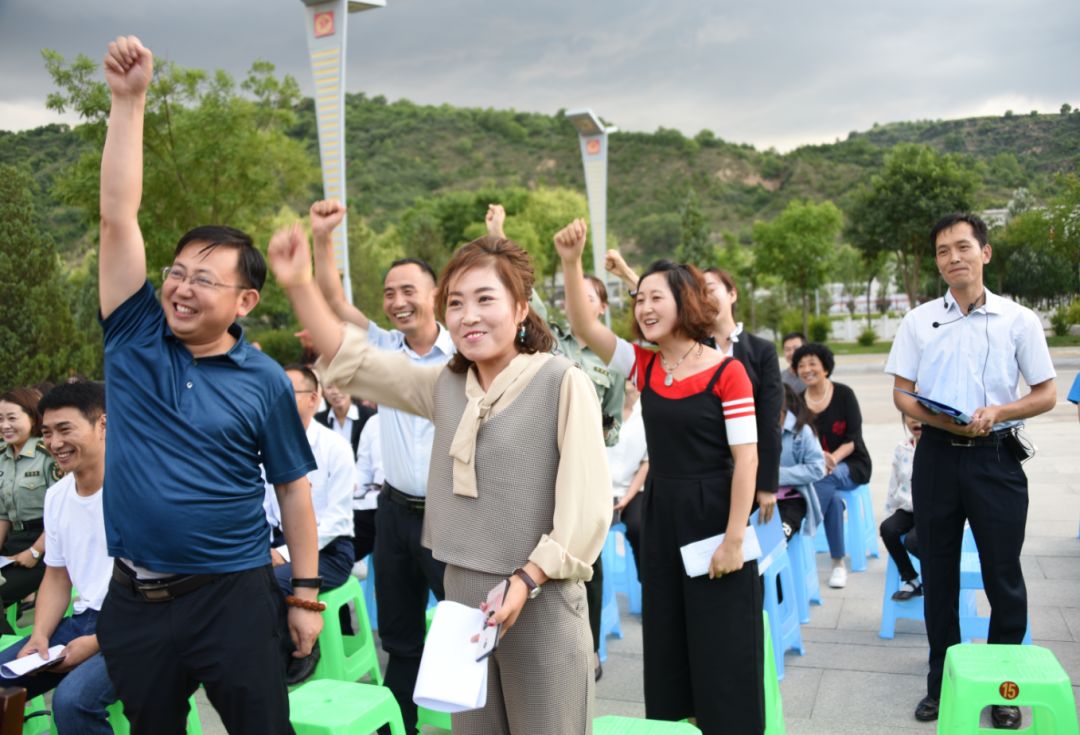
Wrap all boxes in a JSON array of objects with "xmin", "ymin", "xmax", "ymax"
[
  {"xmin": 250, "ymin": 329, "xmax": 302, "ymax": 366},
  {"xmin": 1050, "ymin": 307, "xmax": 1069, "ymax": 337},
  {"xmin": 809, "ymin": 315, "xmax": 831, "ymax": 343},
  {"xmin": 857, "ymin": 326, "xmax": 877, "ymax": 346}
]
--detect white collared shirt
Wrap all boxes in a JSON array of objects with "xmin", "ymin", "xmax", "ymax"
[
  {"xmin": 326, "ymin": 403, "xmax": 360, "ymax": 448},
  {"xmin": 718, "ymin": 322, "xmax": 744, "ymax": 358},
  {"xmin": 354, "ymin": 413, "xmax": 383, "ymax": 511},
  {"xmin": 264, "ymin": 421, "xmax": 357, "ymax": 549},
  {"xmin": 366, "ymin": 321, "xmax": 455, "ymax": 497},
  {"xmin": 885, "ymin": 288, "xmax": 1055, "ymax": 430}
]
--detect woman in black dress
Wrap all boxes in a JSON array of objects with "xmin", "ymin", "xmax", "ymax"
[
  {"xmin": 557, "ymin": 219, "xmax": 765, "ymax": 734},
  {"xmin": 792, "ymin": 342, "xmax": 872, "ymax": 589}
]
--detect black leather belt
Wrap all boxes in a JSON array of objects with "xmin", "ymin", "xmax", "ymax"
[
  {"xmin": 111, "ymin": 561, "xmax": 216, "ymax": 603},
  {"xmin": 922, "ymin": 425, "xmax": 1014, "ymax": 448},
  {"xmin": 384, "ymin": 483, "xmax": 426, "ymax": 513}
]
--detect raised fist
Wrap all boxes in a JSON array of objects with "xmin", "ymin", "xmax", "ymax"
[
  {"xmin": 485, "ymin": 204, "xmax": 507, "ymax": 238},
  {"xmin": 553, "ymin": 218, "xmax": 588, "ymax": 262},
  {"xmin": 310, "ymin": 199, "xmax": 346, "ymax": 237},
  {"xmin": 604, "ymin": 249, "xmax": 628, "ymax": 274},
  {"xmin": 104, "ymin": 36, "xmax": 153, "ymax": 98},
  {"xmin": 267, "ymin": 223, "xmax": 313, "ymax": 288}
]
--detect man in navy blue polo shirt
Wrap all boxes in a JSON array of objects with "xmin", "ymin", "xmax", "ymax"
[{"xmin": 93, "ymin": 36, "xmax": 323, "ymax": 735}]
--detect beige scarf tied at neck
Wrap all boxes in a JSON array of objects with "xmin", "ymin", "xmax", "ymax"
[{"xmin": 447, "ymin": 353, "xmax": 546, "ymax": 498}]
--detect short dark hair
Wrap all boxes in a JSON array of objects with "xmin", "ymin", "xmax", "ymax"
[
  {"xmin": 0, "ymin": 387, "xmax": 44, "ymax": 437},
  {"xmin": 781, "ymin": 332, "xmax": 806, "ymax": 346},
  {"xmin": 38, "ymin": 381, "xmax": 106, "ymax": 423},
  {"xmin": 284, "ymin": 364, "xmax": 320, "ymax": 393},
  {"xmin": 792, "ymin": 342, "xmax": 835, "ymax": 377},
  {"xmin": 930, "ymin": 213, "xmax": 988, "ymax": 250},
  {"xmin": 632, "ymin": 260, "xmax": 718, "ymax": 343},
  {"xmin": 174, "ymin": 225, "xmax": 267, "ymax": 291},
  {"xmin": 584, "ymin": 275, "xmax": 609, "ymax": 307},
  {"xmin": 386, "ymin": 258, "xmax": 438, "ymax": 286}
]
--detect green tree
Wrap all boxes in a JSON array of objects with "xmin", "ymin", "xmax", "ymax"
[
  {"xmin": 753, "ymin": 199, "xmax": 843, "ymax": 334},
  {"xmin": 0, "ymin": 164, "xmax": 96, "ymax": 386},
  {"xmin": 42, "ymin": 50, "xmax": 317, "ymax": 313},
  {"xmin": 847, "ymin": 143, "xmax": 978, "ymax": 306},
  {"xmin": 675, "ymin": 189, "xmax": 714, "ymax": 268}
]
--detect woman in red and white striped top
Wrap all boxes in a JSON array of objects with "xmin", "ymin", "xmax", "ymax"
[{"xmin": 556, "ymin": 219, "xmax": 765, "ymax": 735}]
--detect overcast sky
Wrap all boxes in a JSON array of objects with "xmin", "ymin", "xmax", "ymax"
[{"xmin": 1, "ymin": 0, "xmax": 1077, "ymax": 151}]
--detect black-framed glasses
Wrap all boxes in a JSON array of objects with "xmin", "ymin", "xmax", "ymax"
[{"xmin": 162, "ymin": 266, "xmax": 248, "ymax": 291}]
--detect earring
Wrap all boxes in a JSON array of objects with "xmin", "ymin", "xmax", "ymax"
[{"xmin": 517, "ymin": 323, "xmax": 527, "ymax": 343}]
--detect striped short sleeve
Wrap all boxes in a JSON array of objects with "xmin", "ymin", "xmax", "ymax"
[{"xmin": 717, "ymin": 360, "xmax": 757, "ymax": 446}]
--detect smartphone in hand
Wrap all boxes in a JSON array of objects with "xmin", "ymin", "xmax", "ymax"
[{"xmin": 476, "ymin": 579, "xmax": 510, "ymax": 661}]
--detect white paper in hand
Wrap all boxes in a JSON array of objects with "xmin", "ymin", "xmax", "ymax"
[
  {"xmin": 413, "ymin": 601, "xmax": 489, "ymax": 713},
  {"xmin": 1, "ymin": 646, "xmax": 66, "ymax": 678},
  {"xmin": 679, "ymin": 525, "xmax": 762, "ymax": 577}
]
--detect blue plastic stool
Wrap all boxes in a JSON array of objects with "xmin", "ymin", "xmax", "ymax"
[
  {"xmin": 879, "ymin": 546, "xmax": 926, "ymax": 639},
  {"xmin": 812, "ymin": 483, "xmax": 878, "ymax": 571},
  {"xmin": 606, "ymin": 523, "xmax": 642, "ymax": 615},
  {"xmin": 359, "ymin": 554, "xmax": 378, "ymax": 631},
  {"xmin": 959, "ymin": 527, "xmax": 1032, "ymax": 645},
  {"xmin": 598, "ymin": 527, "xmax": 624, "ymax": 662},
  {"xmin": 762, "ymin": 546, "xmax": 805, "ymax": 681},
  {"xmin": 785, "ymin": 531, "xmax": 820, "ymax": 625}
]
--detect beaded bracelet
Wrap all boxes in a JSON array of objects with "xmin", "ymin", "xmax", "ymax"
[{"xmin": 285, "ymin": 595, "xmax": 327, "ymax": 612}]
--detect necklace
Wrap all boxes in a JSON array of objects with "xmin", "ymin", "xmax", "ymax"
[
  {"xmin": 804, "ymin": 380, "xmax": 833, "ymax": 412},
  {"xmin": 660, "ymin": 342, "xmax": 698, "ymax": 387}
]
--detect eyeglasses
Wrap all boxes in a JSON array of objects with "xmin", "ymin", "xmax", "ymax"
[{"xmin": 162, "ymin": 266, "xmax": 248, "ymax": 291}]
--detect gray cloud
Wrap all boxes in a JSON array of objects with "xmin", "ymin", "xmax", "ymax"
[{"xmin": 1, "ymin": 0, "xmax": 1077, "ymax": 150}]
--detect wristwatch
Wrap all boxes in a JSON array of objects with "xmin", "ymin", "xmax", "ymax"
[
  {"xmin": 512, "ymin": 568, "xmax": 541, "ymax": 600},
  {"xmin": 29, "ymin": 547, "xmax": 41, "ymax": 560}
]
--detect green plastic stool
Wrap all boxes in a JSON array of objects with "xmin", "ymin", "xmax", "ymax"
[
  {"xmin": 593, "ymin": 715, "xmax": 702, "ymax": 733},
  {"xmin": 22, "ymin": 695, "xmax": 51, "ymax": 735},
  {"xmin": 5, "ymin": 589, "xmax": 79, "ymax": 638},
  {"xmin": 312, "ymin": 577, "xmax": 382, "ymax": 685},
  {"xmin": 762, "ymin": 610, "xmax": 787, "ymax": 735},
  {"xmin": 415, "ymin": 606, "xmax": 451, "ymax": 733},
  {"xmin": 290, "ymin": 679, "xmax": 406, "ymax": 735},
  {"xmin": 95, "ymin": 696, "xmax": 203, "ymax": 735},
  {"xmin": 938, "ymin": 644, "xmax": 1080, "ymax": 734}
]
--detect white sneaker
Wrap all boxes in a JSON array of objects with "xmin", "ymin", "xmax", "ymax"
[{"xmin": 828, "ymin": 565, "xmax": 848, "ymax": 589}]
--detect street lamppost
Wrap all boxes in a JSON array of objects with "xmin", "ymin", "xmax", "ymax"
[
  {"xmin": 566, "ymin": 108, "xmax": 617, "ymax": 325},
  {"xmin": 298, "ymin": 0, "xmax": 385, "ymax": 304}
]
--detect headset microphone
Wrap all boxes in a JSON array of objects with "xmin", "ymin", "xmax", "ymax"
[{"xmin": 933, "ymin": 302, "xmax": 977, "ymax": 328}]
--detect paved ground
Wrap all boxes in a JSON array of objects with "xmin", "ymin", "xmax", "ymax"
[{"xmin": 187, "ymin": 349, "xmax": 1079, "ymax": 733}]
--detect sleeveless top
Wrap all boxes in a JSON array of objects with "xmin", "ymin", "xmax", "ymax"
[{"xmin": 422, "ymin": 355, "xmax": 572, "ymax": 575}]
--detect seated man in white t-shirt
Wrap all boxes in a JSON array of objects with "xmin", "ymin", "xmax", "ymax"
[
  {"xmin": 0, "ymin": 381, "xmax": 115, "ymax": 735},
  {"xmin": 263, "ymin": 365, "xmax": 357, "ymax": 683}
]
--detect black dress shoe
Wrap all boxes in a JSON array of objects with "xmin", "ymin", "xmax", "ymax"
[
  {"xmin": 991, "ymin": 705, "xmax": 1021, "ymax": 729},
  {"xmin": 286, "ymin": 641, "xmax": 321, "ymax": 685},
  {"xmin": 892, "ymin": 581, "xmax": 924, "ymax": 601},
  {"xmin": 914, "ymin": 695, "xmax": 939, "ymax": 721}
]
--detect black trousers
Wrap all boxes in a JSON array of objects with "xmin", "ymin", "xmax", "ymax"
[
  {"xmin": 912, "ymin": 429, "xmax": 1029, "ymax": 699},
  {"xmin": 584, "ymin": 556, "xmax": 604, "ymax": 653},
  {"xmin": 777, "ymin": 496, "xmax": 807, "ymax": 541},
  {"xmin": 97, "ymin": 565, "xmax": 293, "ymax": 735},
  {"xmin": 352, "ymin": 508, "xmax": 376, "ymax": 563},
  {"xmin": 879, "ymin": 509, "xmax": 920, "ymax": 582},
  {"xmin": 373, "ymin": 494, "xmax": 445, "ymax": 734},
  {"xmin": 0, "ymin": 526, "xmax": 47, "ymax": 632},
  {"xmin": 620, "ymin": 492, "xmax": 644, "ymax": 578}
]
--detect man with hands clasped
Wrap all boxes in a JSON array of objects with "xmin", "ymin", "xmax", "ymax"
[
  {"xmin": 886, "ymin": 213, "xmax": 1056, "ymax": 729},
  {"xmin": 94, "ymin": 36, "xmax": 321, "ymax": 734}
]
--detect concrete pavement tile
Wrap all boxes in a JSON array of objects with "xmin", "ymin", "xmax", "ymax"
[
  {"xmin": 1035, "ymin": 556, "xmax": 1080, "ymax": 580},
  {"xmin": 803, "ymin": 597, "xmax": 842, "ymax": 630},
  {"xmin": 803, "ymin": 627, "xmax": 927, "ymax": 649},
  {"xmin": 808, "ymin": 669, "xmax": 929, "ymax": 731},
  {"xmin": 835, "ymin": 592, "xmax": 895, "ymax": 633},
  {"xmin": 1026, "ymin": 578, "xmax": 1080, "ymax": 608},
  {"xmin": 777, "ymin": 666, "xmax": 823, "ymax": 720},
  {"xmin": 1061, "ymin": 607, "xmax": 1080, "ymax": 642},
  {"xmin": 595, "ymin": 651, "xmax": 645, "ymax": 704},
  {"xmin": 786, "ymin": 718, "xmax": 931, "ymax": 735},
  {"xmin": 594, "ymin": 698, "xmax": 647, "ymax": 718},
  {"xmin": 1023, "ymin": 536, "xmax": 1080, "ymax": 557},
  {"xmin": 787, "ymin": 637, "xmax": 927, "ymax": 677},
  {"xmin": 1028, "ymin": 605, "xmax": 1074, "ymax": 642}
]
